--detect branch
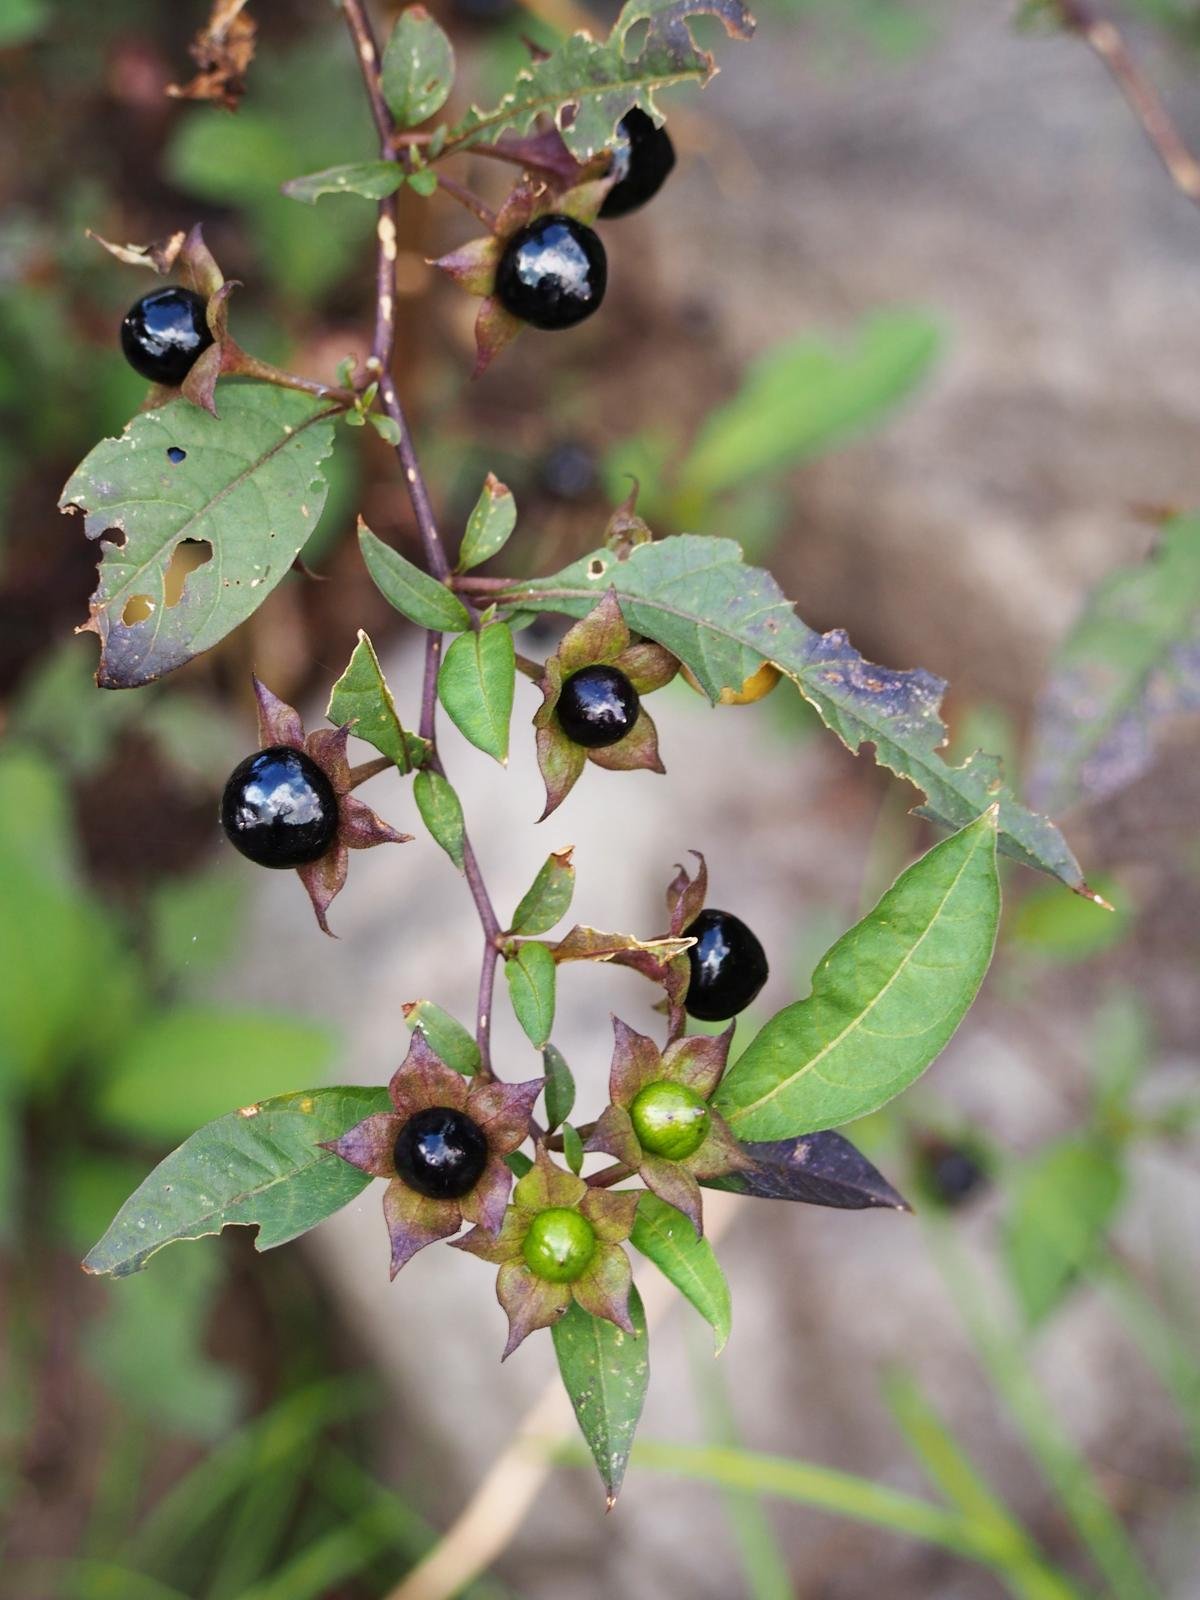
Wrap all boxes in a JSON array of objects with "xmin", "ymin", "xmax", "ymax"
[
  {"xmin": 1053, "ymin": 0, "xmax": 1200, "ymax": 207},
  {"xmin": 341, "ymin": 0, "xmax": 503, "ymax": 1075}
]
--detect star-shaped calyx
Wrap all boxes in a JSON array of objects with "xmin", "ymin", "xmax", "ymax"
[
  {"xmin": 433, "ymin": 170, "xmax": 612, "ymax": 377},
  {"xmin": 91, "ymin": 223, "xmax": 348, "ymax": 416},
  {"xmin": 249, "ymin": 676, "xmax": 411, "ymax": 935},
  {"xmin": 321, "ymin": 1032, "xmax": 544, "ymax": 1277},
  {"xmin": 585, "ymin": 1017, "xmax": 751, "ymax": 1236},
  {"xmin": 453, "ymin": 1144, "xmax": 639, "ymax": 1358},
  {"xmin": 534, "ymin": 589, "xmax": 678, "ymax": 819}
]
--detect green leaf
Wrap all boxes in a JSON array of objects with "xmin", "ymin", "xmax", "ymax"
[
  {"xmin": 457, "ymin": 474, "xmax": 517, "ymax": 573},
  {"xmin": 407, "ymin": 166, "xmax": 439, "ymax": 198},
  {"xmin": 504, "ymin": 941, "xmax": 557, "ymax": 1049},
  {"xmin": 511, "ymin": 848, "xmax": 576, "ymax": 936},
  {"xmin": 495, "ymin": 536, "xmax": 1087, "ymax": 894},
  {"xmin": 1030, "ymin": 516, "xmax": 1200, "ymax": 814},
  {"xmin": 381, "ymin": 6, "xmax": 456, "ymax": 128},
  {"xmin": 1003, "ymin": 1136, "xmax": 1124, "ymax": 1328},
  {"xmin": 412, "ymin": 769, "xmax": 466, "ymax": 871},
  {"xmin": 542, "ymin": 1044, "xmax": 576, "ymax": 1132},
  {"xmin": 562, "ymin": 1123, "xmax": 585, "ymax": 1175},
  {"xmin": 328, "ymin": 630, "xmax": 428, "ymax": 773},
  {"xmin": 60, "ymin": 385, "xmax": 339, "ymax": 688},
  {"xmin": 552, "ymin": 1287, "xmax": 649, "ymax": 1506},
  {"xmin": 96, "ymin": 1009, "xmax": 337, "ymax": 1143},
  {"xmin": 84, "ymin": 1087, "xmax": 389, "ymax": 1278},
  {"xmin": 281, "ymin": 161, "xmax": 408, "ymax": 203},
  {"xmin": 715, "ymin": 812, "xmax": 1000, "ymax": 1138},
  {"xmin": 438, "ymin": 0, "xmax": 753, "ymax": 160},
  {"xmin": 630, "ymin": 1192, "xmax": 731, "ymax": 1353},
  {"xmin": 358, "ymin": 520, "xmax": 472, "ymax": 632},
  {"xmin": 678, "ymin": 312, "xmax": 940, "ymax": 500},
  {"xmin": 437, "ymin": 620, "xmax": 515, "ymax": 763},
  {"xmin": 368, "ymin": 411, "xmax": 402, "ymax": 444},
  {"xmin": 403, "ymin": 1000, "xmax": 481, "ymax": 1076}
]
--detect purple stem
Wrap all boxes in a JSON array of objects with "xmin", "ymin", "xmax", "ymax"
[{"xmin": 342, "ymin": 0, "xmax": 504, "ymax": 1078}]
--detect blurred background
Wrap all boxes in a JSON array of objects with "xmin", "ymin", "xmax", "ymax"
[{"xmin": 2, "ymin": 0, "xmax": 1199, "ymax": 1596}]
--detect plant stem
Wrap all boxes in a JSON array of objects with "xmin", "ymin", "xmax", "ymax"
[
  {"xmin": 347, "ymin": 755, "xmax": 395, "ymax": 789},
  {"xmin": 342, "ymin": 0, "xmax": 505, "ymax": 1078},
  {"xmin": 436, "ymin": 174, "xmax": 499, "ymax": 228},
  {"xmin": 1053, "ymin": 0, "xmax": 1200, "ymax": 207},
  {"xmin": 586, "ymin": 1161, "xmax": 632, "ymax": 1188}
]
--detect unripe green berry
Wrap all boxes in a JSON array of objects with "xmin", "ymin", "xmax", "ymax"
[
  {"xmin": 630, "ymin": 1079, "xmax": 710, "ymax": 1161},
  {"xmin": 521, "ymin": 1207, "xmax": 597, "ymax": 1283}
]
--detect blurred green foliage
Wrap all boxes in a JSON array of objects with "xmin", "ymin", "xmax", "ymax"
[
  {"xmin": 603, "ymin": 309, "xmax": 941, "ymax": 553},
  {"xmin": 165, "ymin": 38, "xmax": 376, "ymax": 305}
]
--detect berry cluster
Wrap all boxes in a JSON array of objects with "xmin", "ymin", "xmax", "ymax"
[
  {"xmin": 208, "ymin": 638, "xmax": 769, "ymax": 1354},
  {"xmin": 491, "ymin": 112, "xmax": 675, "ymax": 333},
  {"xmin": 117, "ymin": 112, "xmax": 677, "ymax": 392}
]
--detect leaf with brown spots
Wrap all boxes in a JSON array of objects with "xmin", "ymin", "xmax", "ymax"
[
  {"xmin": 60, "ymin": 384, "xmax": 338, "ymax": 688},
  {"xmin": 489, "ymin": 535, "xmax": 1092, "ymax": 896}
]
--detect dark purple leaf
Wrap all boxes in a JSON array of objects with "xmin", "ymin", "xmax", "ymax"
[{"xmin": 704, "ymin": 1130, "xmax": 910, "ymax": 1211}]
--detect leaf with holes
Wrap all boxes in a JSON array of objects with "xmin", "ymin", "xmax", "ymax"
[
  {"xmin": 381, "ymin": 5, "xmax": 455, "ymax": 128},
  {"xmin": 1030, "ymin": 516, "xmax": 1200, "ymax": 814},
  {"xmin": 438, "ymin": 0, "xmax": 754, "ymax": 160},
  {"xmin": 630, "ymin": 1192, "xmax": 731, "ymax": 1352},
  {"xmin": 714, "ymin": 811, "xmax": 1000, "ymax": 1138},
  {"xmin": 505, "ymin": 941, "xmax": 557, "ymax": 1049},
  {"xmin": 282, "ymin": 161, "xmax": 408, "ymax": 203},
  {"xmin": 60, "ymin": 384, "xmax": 339, "ymax": 688},
  {"xmin": 552, "ymin": 1287, "xmax": 649, "ymax": 1506},
  {"xmin": 328, "ymin": 630, "xmax": 429, "ymax": 773},
  {"xmin": 83, "ymin": 1086, "xmax": 389, "ymax": 1278},
  {"xmin": 493, "ymin": 536, "xmax": 1089, "ymax": 894},
  {"xmin": 438, "ymin": 619, "xmax": 515, "ymax": 763},
  {"xmin": 457, "ymin": 474, "xmax": 517, "ymax": 573}
]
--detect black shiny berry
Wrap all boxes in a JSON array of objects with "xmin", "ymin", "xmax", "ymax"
[
  {"xmin": 220, "ymin": 746, "xmax": 338, "ymax": 869},
  {"xmin": 557, "ymin": 665, "xmax": 640, "ymax": 748},
  {"xmin": 120, "ymin": 286, "xmax": 214, "ymax": 386},
  {"xmin": 600, "ymin": 109, "xmax": 676, "ymax": 220},
  {"xmin": 683, "ymin": 908, "xmax": 769, "ymax": 1021},
  {"xmin": 393, "ymin": 1106, "xmax": 489, "ymax": 1199},
  {"xmin": 494, "ymin": 215, "xmax": 607, "ymax": 331}
]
